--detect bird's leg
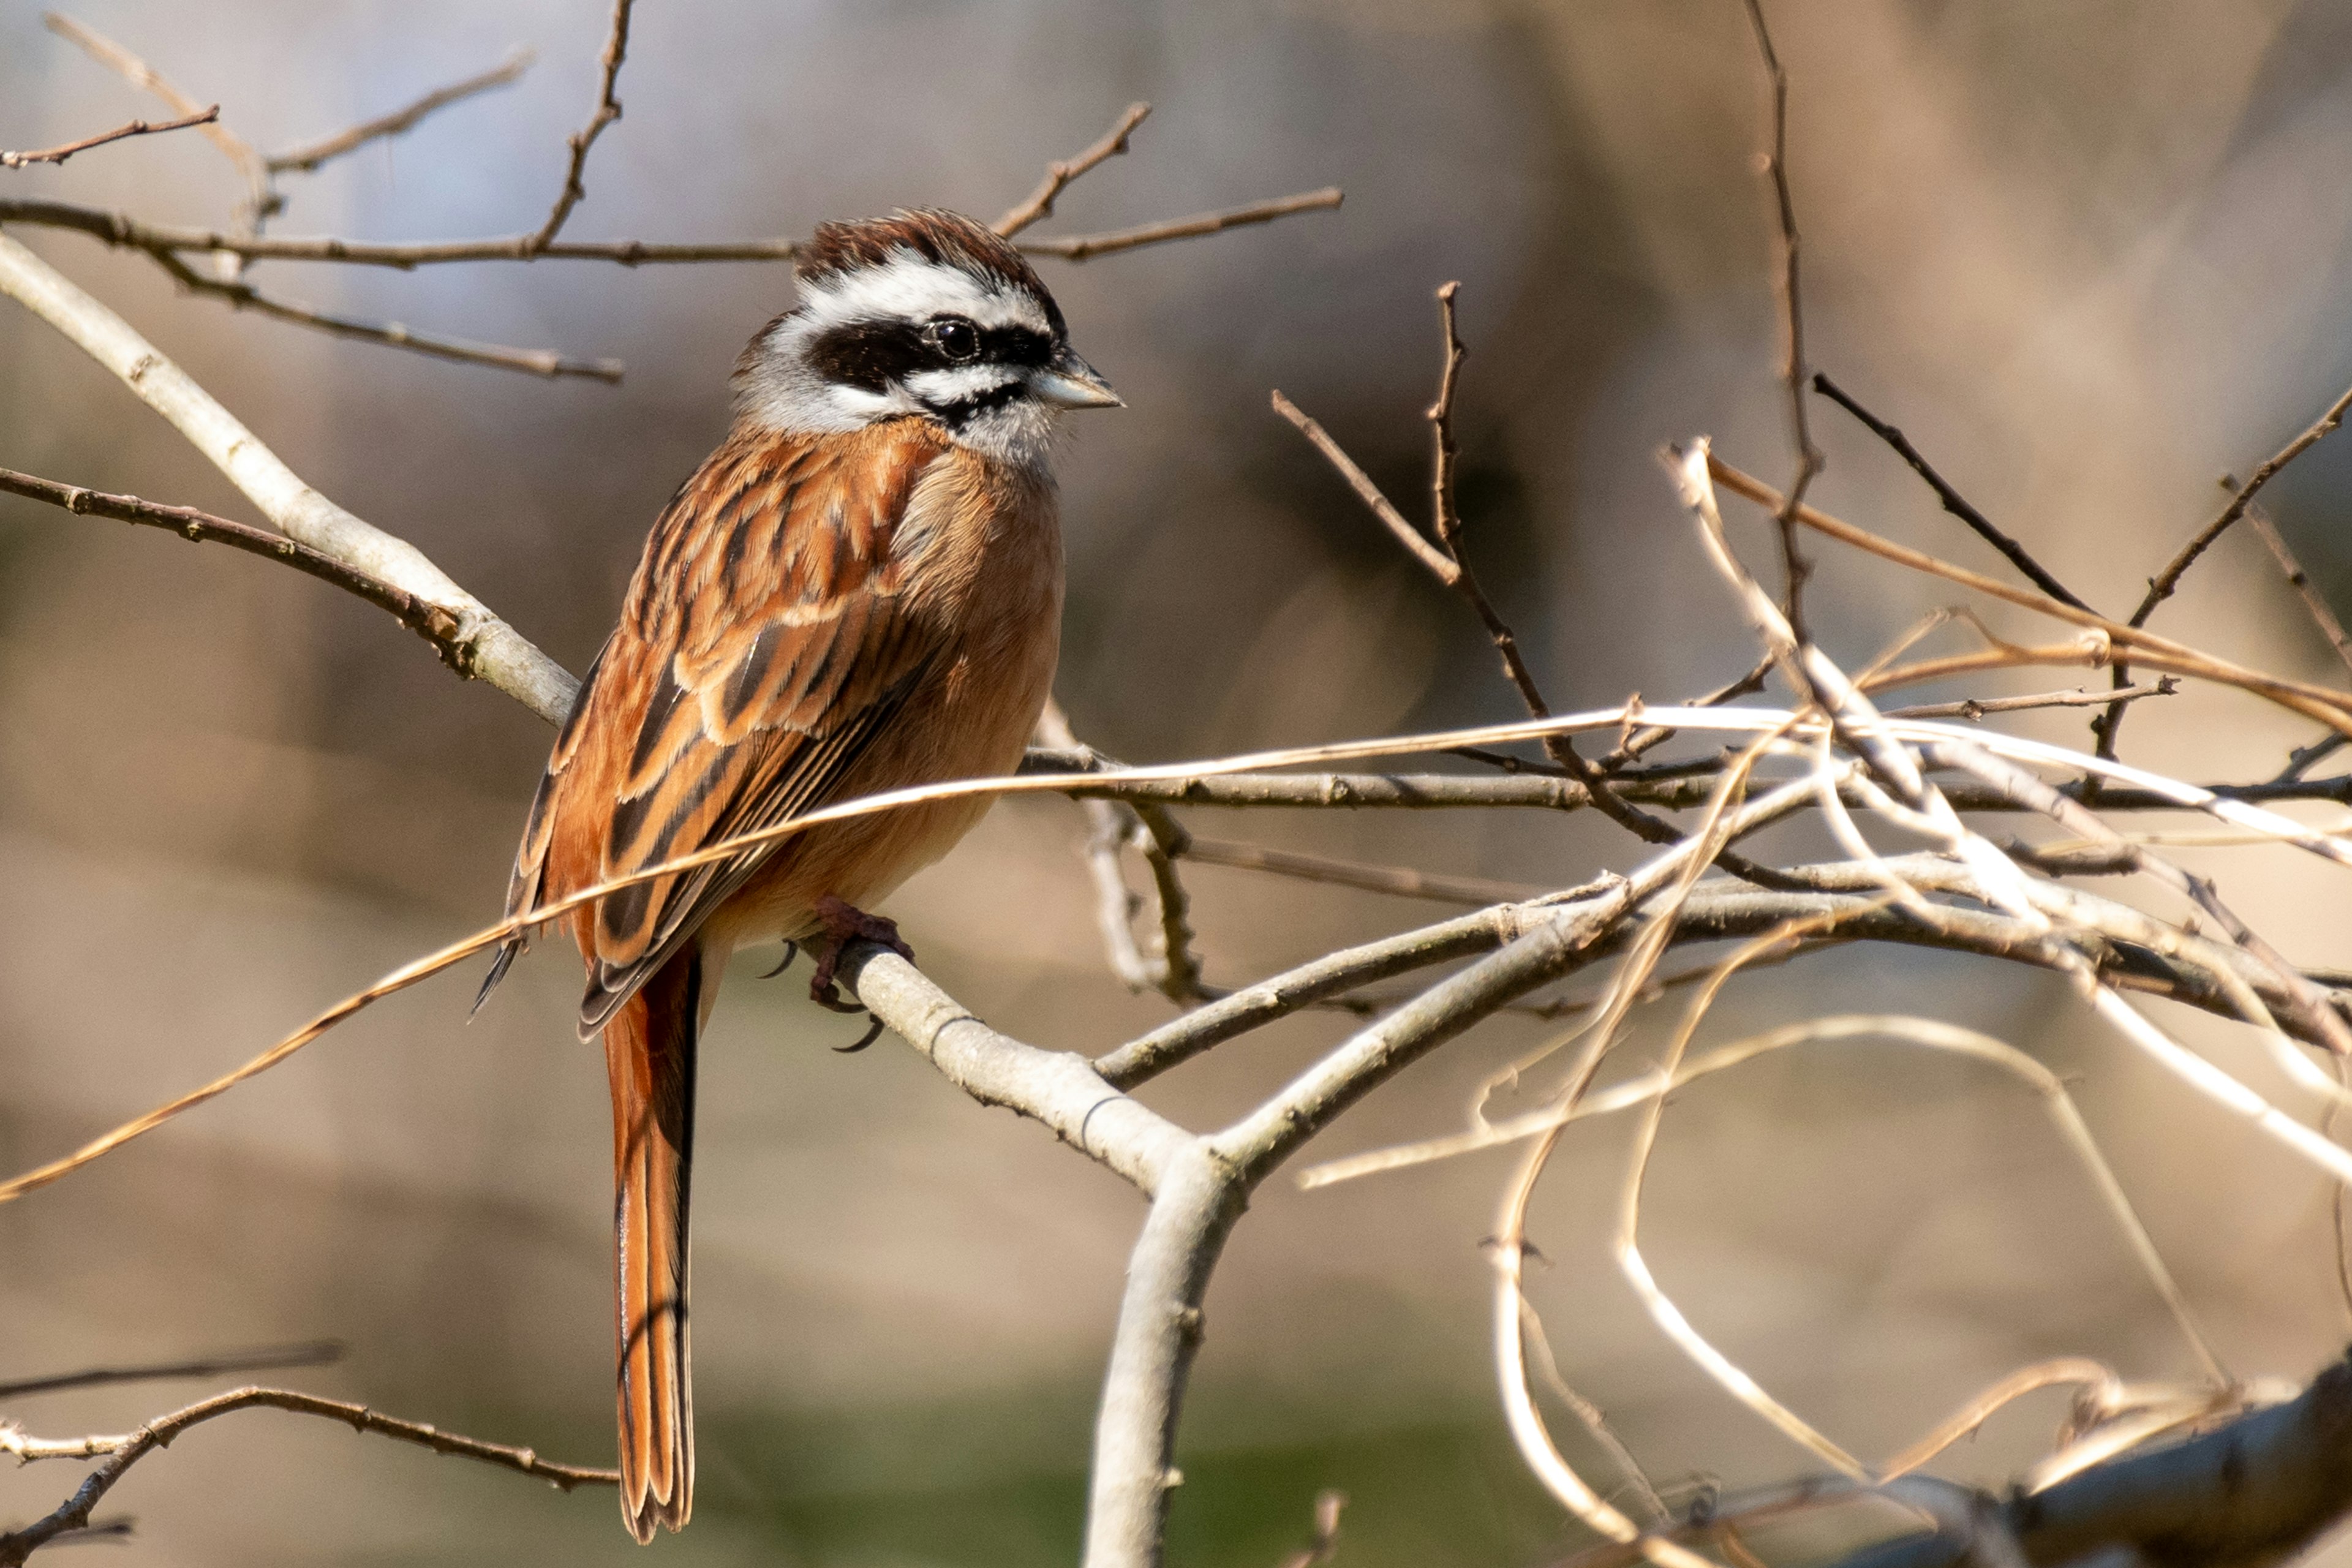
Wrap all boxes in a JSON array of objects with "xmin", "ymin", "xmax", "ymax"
[{"xmin": 804, "ymin": 895, "xmax": 916, "ymax": 1016}]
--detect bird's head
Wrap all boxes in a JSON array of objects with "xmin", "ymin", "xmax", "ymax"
[{"xmin": 735, "ymin": 208, "xmax": 1120, "ymax": 466}]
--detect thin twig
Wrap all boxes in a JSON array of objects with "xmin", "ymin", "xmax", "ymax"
[
  {"xmin": 2232, "ymin": 477, "xmax": 2352, "ymax": 681},
  {"xmin": 1131, "ymin": 803, "xmax": 1209, "ymax": 1002},
  {"xmin": 2100, "ymin": 377, "xmax": 2352, "ymax": 760},
  {"xmin": 0, "ymin": 105, "xmax": 218, "ymax": 170},
  {"xmin": 1880, "ymin": 682, "xmax": 2174, "ymax": 722},
  {"xmin": 1599, "ymin": 656, "xmax": 1777, "ymax": 772},
  {"xmin": 0, "ymin": 191, "xmax": 1343, "ymax": 271},
  {"xmin": 0, "ymin": 230, "xmax": 579, "ymax": 724},
  {"xmin": 1741, "ymin": 0, "xmax": 1823, "ymax": 642},
  {"xmin": 1271, "ymin": 387, "xmax": 1461, "ymax": 581},
  {"xmin": 1811, "ymin": 371, "xmax": 2094, "ymax": 612},
  {"xmin": 0, "ymin": 466, "xmax": 470, "ymax": 665},
  {"xmin": 0, "ymin": 1341, "xmax": 342, "ymax": 1401},
  {"xmin": 528, "ymin": 0, "xmax": 633, "ymax": 251},
  {"xmin": 994, "ymin": 102, "xmax": 1152, "ymax": 238},
  {"xmin": 2135, "ymin": 390, "xmax": 2352, "ymax": 629},
  {"xmin": 43, "ymin": 12, "xmax": 276, "ymax": 237},
  {"xmin": 146, "ymin": 247, "xmax": 623, "ymax": 380},
  {"xmin": 1022, "ymin": 187, "xmax": 1342, "ymax": 259},
  {"xmin": 267, "ymin": 50, "xmax": 533, "ymax": 175},
  {"xmin": 1705, "ymin": 451, "xmax": 2352, "ymax": 736},
  {"xmin": 0, "ymin": 1386, "xmax": 614, "ymax": 1566},
  {"xmin": 1177, "ymin": 834, "xmax": 1547, "ymax": 907}
]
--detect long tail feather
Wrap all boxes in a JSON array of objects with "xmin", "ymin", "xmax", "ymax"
[{"xmin": 605, "ymin": 947, "xmax": 699, "ymax": 1542}]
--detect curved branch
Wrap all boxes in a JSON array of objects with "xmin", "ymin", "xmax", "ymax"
[
  {"xmin": 0, "ymin": 1385, "xmax": 614, "ymax": 1566},
  {"xmin": 0, "ymin": 467, "xmax": 470, "ymax": 663},
  {"xmin": 0, "ymin": 232, "xmax": 578, "ymax": 723}
]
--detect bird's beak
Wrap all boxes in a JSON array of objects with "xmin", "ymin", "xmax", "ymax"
[{"xmin": 1029, "ymin": 349, "xmax": 1123, "ymax": 409}]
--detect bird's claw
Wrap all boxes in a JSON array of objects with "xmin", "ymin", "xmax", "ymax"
[
  {"xmin": 804, "ymin": 895, "xmax": 915, "ymax": 1016},
  {"xmin": 757, "ymin": 940, "xmax": 800, "ymax": 979}
]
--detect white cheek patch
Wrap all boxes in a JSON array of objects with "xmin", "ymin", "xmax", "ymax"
[
  {"xmin": 905, "ymin": 364, "xmax": 1021, "ymax": 404},
  {"xmin": 796, "ymin": 252, "xmax": 1048, "ymax": 336}
]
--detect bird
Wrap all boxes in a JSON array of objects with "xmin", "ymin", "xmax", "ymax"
[{"xmin": 476, "ymin": 208, "xmax": 1119, "ymax": 1542}]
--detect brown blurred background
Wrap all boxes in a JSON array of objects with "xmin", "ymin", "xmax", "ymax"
[{"xmin": 6, "ymin": 2, "xmax": 2352, "ymax": 1564}]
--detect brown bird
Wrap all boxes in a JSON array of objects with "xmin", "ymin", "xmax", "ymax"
[{"xmin": 478, "ymin": 209, "xmax": 1118, "ymax": 1542}]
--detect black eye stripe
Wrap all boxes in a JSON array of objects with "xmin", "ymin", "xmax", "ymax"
[{"xmin": 806, "ymin": 318, "xmax": 1054, "ymax": 391}]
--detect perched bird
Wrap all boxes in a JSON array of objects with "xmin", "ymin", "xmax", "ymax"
[{"xmin": 478, "ymin": 209, "xmax": 1118, "ymax": 1542}]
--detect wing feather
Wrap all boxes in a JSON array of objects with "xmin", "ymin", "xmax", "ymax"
[{"xmin": 507, "ymin": 421, "xmax": 951, "ymax": 1035}]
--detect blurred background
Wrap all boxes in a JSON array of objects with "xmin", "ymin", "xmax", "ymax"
[{"xmin": 6, "ymin": 1, "xmax": 2352, "ymax": 1563}]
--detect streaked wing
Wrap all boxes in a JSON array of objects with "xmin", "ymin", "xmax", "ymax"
[{"xmin": 494, "ymin": 420, "xmax": 952, "ymax": 1033}]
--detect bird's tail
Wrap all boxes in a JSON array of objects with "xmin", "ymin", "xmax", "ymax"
[{"xmin": 605, "ymin": 946, "xmax": 701, "ymax": 1542}]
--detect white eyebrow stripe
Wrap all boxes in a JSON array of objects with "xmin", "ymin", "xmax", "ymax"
[{"xmin": 796, "ymin": 252, "xmax": 1049, "ymax": 335}]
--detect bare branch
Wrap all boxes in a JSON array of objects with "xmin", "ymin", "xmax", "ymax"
[
  {"xmin": 1822, "ymin": 1350, "xmax": 2352, "ymax": 1568},
  {"xmin": 0, "ymin": 198, "xmax": 805, "ymax": 266},
  {"xmin": 143, "ymin": 246, "xmax": 623, "ymax": 380},
  {"xmin": 0, "ymin": 190, "xmax": 1342, "ymax": 271},
  {"xmin": 0, "ymin": 231, "xmax": 579, "ymax": 723},
  {"xmin": 1270, "ymin": 387, "xmax": 1460, "ymax": 583},
  {"xmin": 1176, "ymin": 833, "xmax": 1547, "ymax": 907},
  {"xmin": 1811, "ymin": 370, "xmax": 2095, "ymax": 612},
  {"xmin": 0, "ymin": 1341, "xmax": 341, "ymax": 1401},
  {"xmin": 0, "ymin": 467, "xmax": 479, "ymax": 665},
  {"xmin": 2133, "ymin": 383, "xmax": 2352, "ymax": 630},
  {"xmin": 1741, "ymin": 0, "xmax": 1824, "ymax": 640},
  {"xmin": 1705, "ymin": 450, "xmax": 2352, "ymax": 735},
  {"xmin": 1131, "ymin": 804, "xmax": 1209, "ymax": 1001},
  {"xmin": 994, "ymin": 102, "xmax": 1152, "ymax": 238},
  {"xmin": 2100, "ymin": 375, "xmax": 2352, "ymax": 759},
  {"xmin": 1880, "ymin": 682, "xmax": 2175, "ymax": 721},
  {"xmin": 42, "ymin": 13, "xmax": 276, "ymax": 232},
  {"xmin": 0, "ymin": 1386, "xmax": 614, "ymax": 1566},
  {"xmin": 0, "ymin": 105, "xmax": 218, "ymax": 170},
  {"xmin": 2233, "ymin": 476, "xmax": 2352, "ymax": 682},
  {"xmin": 1020, "ymin": 187, "xmax": 1343, "ymax": 260},
  {"xmin": 527, "ymin": 0, "xmax": 633, "ymax": 251},
  {"xmin": 837, "ymin": 948, "xmax": 1194, "ymax": 1194},
  {"xmin": 267, "ymin": 50, "xmax": 533, "ymax": 175}
]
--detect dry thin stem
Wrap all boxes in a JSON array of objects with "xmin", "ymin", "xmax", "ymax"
[
  {"xmin": 1022, "ymin": 188, "xmax": 1343, "ymax": 259},
  {"xmin": 42, "ymin": 12, "xmax": 273, "ymax": 228},
  {"xmin": 1177, "ymin": 834, "xmax": 1546, "ymax": 907},
  {"xmin": 1810, "ymin": 371, "xmax": 2094, "ymax": 613},
  {"xmin": 1, "ymin": 104, "xmax": 218, "ymax": 170},
  {"xmin": 1878, "ymin": 1359, "xmax": 2122, "ymax": 1481},
  {"xmin": 0, "ymin": 231, "xmax": 580, "ymax": 723},
  {"xmin": 144, "ymin": 246, "xmax": 624, "ymax": 380},
  {"xmin": 995, "ymin": 102, "xmax": 1152, "ymax": 237},
  {"xmin": 1705, "ymin": 453, "xmax": 2352, "ymax": 735},
  {"xmin": 0, "ymin": 466, "xmax": 469, "ymax": 663},
  {"xmin": 1270, "ymin": 387, "xmax": 1460, "ymax": 583},
  {"xmin": 0, "ymin": 1341, "xmax": 342, "ymax": 1401},
  {"xmin": 267, "ymin": 50, "xmax": 533, "ymax": 175},
  {"xmin": 2099, "ymin": 375, "xmax": 2352, "ymax": 759},
  {"xmin": 2234, "ymin": 482, "xmax": 2352, "ymax": 681},
  {"xmin": 1131, "ymin": 803, "xmax": 1209, "ymax": 1001},
  {"xmin": 1880, "ymin": 682, "xmax": 2174, "ymax": 722},
  {"xmin": 2134, "ymin": 385, "xmax": 2352, "ymax": 628},
  {"xmin": 0, "ymin": 1386, "xmax": 614, "ymax": 1566},
  {"xmin": 1741, "ymin": 0, "xmax": 1823, "ymax": 641},
  {"xmin": 528, "ymin": 0, "xmax": 633, "ymax": 251}
]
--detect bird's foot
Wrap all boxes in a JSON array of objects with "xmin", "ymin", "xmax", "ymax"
[
  {"xmin": 757, "ymin": 940, "xmax": 800, "ymax": 979},
  {"xmin": 804, "ymin": 897, "xmax": 915, "ymax": 1019}
]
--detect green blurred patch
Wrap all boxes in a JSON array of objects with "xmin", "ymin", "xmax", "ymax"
[{"xmin": 699, "ymin": 1387, "xmax": 1568, "ymax": 1567}]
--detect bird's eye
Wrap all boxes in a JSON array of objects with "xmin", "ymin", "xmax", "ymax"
[{"xmin": 927, "ymin": 317, "xmax": 981, "ymax": 363}]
